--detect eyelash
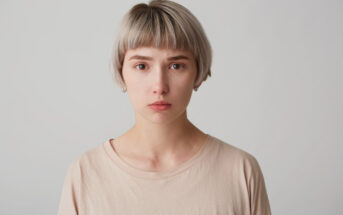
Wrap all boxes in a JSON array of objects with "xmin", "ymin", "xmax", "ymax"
[{"xmin": 134, "ymin": 63, "xmax": 185, "ymax": 71}]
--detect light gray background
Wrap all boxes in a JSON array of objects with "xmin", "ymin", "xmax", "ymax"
[{"xmin": 1, "ymin": 0, "xmax": 342, "ymax": 214}]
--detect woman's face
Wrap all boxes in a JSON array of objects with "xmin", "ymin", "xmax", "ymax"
[{"xmin": 122, "ymin": 46, "xmax": 198, "ymax": 124}]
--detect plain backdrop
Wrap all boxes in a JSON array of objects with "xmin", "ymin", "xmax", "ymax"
[{"xmin": 1, "ymin": 0, "xmax": 342, "ymax": 214}]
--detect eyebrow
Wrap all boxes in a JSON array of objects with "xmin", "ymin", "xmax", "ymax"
[{"xmin": 128, "ymin": 55, "xmax": 190, "ymax": 61}]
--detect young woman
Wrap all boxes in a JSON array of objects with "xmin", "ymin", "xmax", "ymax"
[{"xmin": 58, "ymin": 0, "xmax": 271, "ymax": 214}]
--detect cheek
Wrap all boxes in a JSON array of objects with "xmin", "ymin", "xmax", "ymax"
[
  {"xmin": 174, "ymin": 74, "xmax": 195, "ymax": 91},
  {"xmin": 172, "ymin": 76, "xmax": 194, "ymax": 101},
  {"xmin": 122, "ymin": 68, "xmax": 146, "ymax": 107},
  {"xmin": 126, "ymin": 80, "xmax": 146, "ymax": 104},
  {"xmin": 122, "ymin": 64, "xmax": 142, "ymax": 89}
]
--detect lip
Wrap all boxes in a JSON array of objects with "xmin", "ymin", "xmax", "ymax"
[
  {"xmin": 149, "ymin": 100, "xmax": 171, "ymax": 105},
  {"xmin": 149, "ymin": 104, "xmax": 171, "ymax": 111}
]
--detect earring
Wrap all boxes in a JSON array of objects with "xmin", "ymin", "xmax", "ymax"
[{"xmin": 121, "ymin": 87, "xmax": 127, "ymax": 93}]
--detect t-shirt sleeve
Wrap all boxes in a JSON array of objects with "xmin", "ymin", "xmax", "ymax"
[
  {"xmin": 57, "ymin": 158, "xmax": 81, "ymax": 215},
  {"xmin": 243, "ymin": 154, "xmax": 272, "ymax": 215}
]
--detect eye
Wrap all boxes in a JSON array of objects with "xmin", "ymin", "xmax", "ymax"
[
  {"xmin": 169, "ymin": 63, "xmax": 184, "ymax": 70},
  {"xmin": 135, "ymin": 63, "xmax": 147, "ymax": 70}
]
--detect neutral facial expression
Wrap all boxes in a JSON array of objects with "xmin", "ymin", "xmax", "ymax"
[{"xmin": 122, "ymin": 46, "xmax": 198, "ymax": 124}]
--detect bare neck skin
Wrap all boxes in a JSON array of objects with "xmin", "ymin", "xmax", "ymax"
[{"xmin": 113, "ymin": 110, "xmax": 208, "ymax": 171}]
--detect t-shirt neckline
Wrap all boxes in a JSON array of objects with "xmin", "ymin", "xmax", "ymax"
[{"xmin": 102, "ymin": 133, "xmax": 214, "ymax": 180}]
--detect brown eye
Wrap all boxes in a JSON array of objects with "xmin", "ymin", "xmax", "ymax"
[
  {"xmin": 136, "ymin": 64, "xmax": 146, "ymax": 70},
  {"xmin": 170, "ymin": 63, "xmax": 183, "ymax": 70}
]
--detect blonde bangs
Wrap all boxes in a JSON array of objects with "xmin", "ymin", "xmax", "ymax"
[
  {"xmin": 112, "ymin": 0, "xmax": 212, "ymax": 89},
  {"xmin": 122, "ymin": 7, "xmax": 193, "ymax": 51}
]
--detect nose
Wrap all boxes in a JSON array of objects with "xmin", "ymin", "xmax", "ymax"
[{"xmin": 152, "ymin": 65, "xmax": 169, "ymax": 95}]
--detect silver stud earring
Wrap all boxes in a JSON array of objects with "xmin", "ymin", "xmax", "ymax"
[{"xmin": 121, "ymin": 87, "xmax": 127, "ymax": 93}]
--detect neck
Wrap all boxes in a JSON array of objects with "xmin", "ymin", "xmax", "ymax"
[{"xmin": 126, "ymin": 110, "xmax": 204, "ymax": 161}]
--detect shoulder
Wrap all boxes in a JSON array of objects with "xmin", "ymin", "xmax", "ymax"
[
  {"xmin": 209, "ymin": 135, "xmax": 264, "ymax": 178},
  {"xmin": 211, "ymin": 136, "xmax": 272, "ymax": 214},
  {"xmin": 65, "ymin": 140, "xmax": 109, "ymax": 175},
  {"xmin": 211, "ymin": 135, "xmax": 259, "ymax": 164}
]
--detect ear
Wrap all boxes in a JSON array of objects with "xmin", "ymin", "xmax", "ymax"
[
  {"xmin": 120, "ymin": 70, "xmax": 127, "ymax": 87},
  {"xmin": 195, "ymin": 81, "xmax": 203, "ymax": 89}
]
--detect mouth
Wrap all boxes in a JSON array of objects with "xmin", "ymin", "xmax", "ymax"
[
  {"xmin": 148, "ymin": 103, "xmax": 172, "ymax": 111},
  {"xmin": 149, "ymin": 100, "xmax": 171, "ymax": 105}
]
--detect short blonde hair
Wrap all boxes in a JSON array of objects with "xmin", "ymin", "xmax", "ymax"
[{"xmin": 111, "ymin": 0, "xmax": 212, "ymax": 90}]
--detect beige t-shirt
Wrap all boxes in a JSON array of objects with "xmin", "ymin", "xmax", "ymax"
[{"xmin": 57, "ymin": 134, "xmax": 271, "ymax": 215}]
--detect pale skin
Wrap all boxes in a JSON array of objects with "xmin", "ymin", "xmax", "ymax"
[{"xmin": 112, "ymin": 46, "xmax": 208, "ymax": 172}]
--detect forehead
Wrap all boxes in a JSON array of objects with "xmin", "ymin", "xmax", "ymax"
[{"xmin": 124, "ymin": 46, "xmax": 194, "ymax": 60}]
